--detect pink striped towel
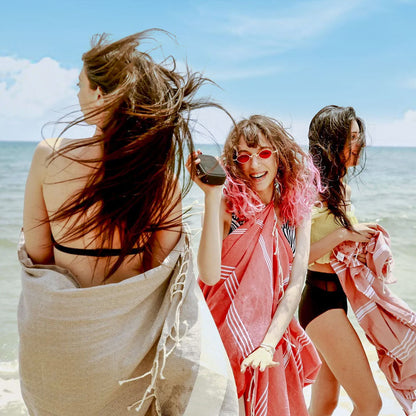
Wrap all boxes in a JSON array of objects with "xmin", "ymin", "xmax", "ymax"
[{"xmin": 330, "ymin": 225, "xmax": 416, "ymax": 415}]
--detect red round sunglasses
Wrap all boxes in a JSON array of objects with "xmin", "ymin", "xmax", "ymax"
[{"xmin": 234, "ymin": 149, "xmax": 277, "ymax": 164}]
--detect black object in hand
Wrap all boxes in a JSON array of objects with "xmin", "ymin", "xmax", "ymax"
[{"xmin": 195, "ymin": 154, "xmax": 226, "ymax": 185}]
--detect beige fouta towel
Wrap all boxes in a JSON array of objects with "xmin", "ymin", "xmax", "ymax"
[{"xmin": 17, "ymin": 229, "xmax": 238, "ymax": 416}]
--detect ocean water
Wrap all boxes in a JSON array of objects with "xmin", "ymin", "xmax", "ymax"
[{"xmin": 0, "ymin": 141, "xmax": 415, "ymax": 415}]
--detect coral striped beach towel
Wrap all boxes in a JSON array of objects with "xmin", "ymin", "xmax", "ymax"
[
  {"xmin": 330, "ymin": 225, "xmax": 416, "ymax": 415},
  {"xmin": 200, "ymin": 203, "xmax": 321, "ymax": 416}
]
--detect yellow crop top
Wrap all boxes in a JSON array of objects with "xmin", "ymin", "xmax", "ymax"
[{"xmin": 310, "ymin": 205, "xmax": 358, "ymax": 264}]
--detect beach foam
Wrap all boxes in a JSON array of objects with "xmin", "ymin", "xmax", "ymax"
[{"xmin": 0, "ymin": 360, "xmax": 26, "ymax": 416}]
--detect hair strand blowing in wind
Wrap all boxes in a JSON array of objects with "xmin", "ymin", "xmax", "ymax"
[{"xmin": 47, "ymin": 29, "xmax": 228, "ymax": 279}]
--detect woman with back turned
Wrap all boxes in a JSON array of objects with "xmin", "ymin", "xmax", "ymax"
[{"xmin": 18, "ymin": 30, "xmax": 238, "ymax": 416}]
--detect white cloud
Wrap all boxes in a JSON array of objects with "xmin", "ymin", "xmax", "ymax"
[
  {"xmin": 0, "ymin": 56, "xmax": 31, "ymax": 75},
  {"xmin": 362, "ymin": 111, "xmax": 416, "ymax": 147},
  {"xmin": 284, "ymin": 111, "xmax": 416, "ymax": 147},
  {"xmin": 1, "ymin": 54, "xmax": 414, "ymax": 147},
  {"xmin": 0, "ymin": 57, "xmax": 79, "ymax": 119},
  {"xmin": 404, "ymin": 109, "xmax": 416, "ymax": 122},
  {"xmin": 0, "ymin": 56, "xmax": 82, "ymax": 140},
  {"xmin": 404, "ymin": 77, "xmax": 416, "ymax": 89}
]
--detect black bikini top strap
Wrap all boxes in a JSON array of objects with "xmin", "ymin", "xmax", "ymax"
[{"xmin": 51, "ymin": 234, "xmax": 144, "ymax": 257}]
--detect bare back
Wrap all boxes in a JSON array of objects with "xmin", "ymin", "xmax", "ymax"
[{"xmin": 23, "ymin": 137, "xmax": 182, "ymax": 287}]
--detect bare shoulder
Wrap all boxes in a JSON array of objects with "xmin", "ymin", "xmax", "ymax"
[
  {"xmin": 33, "ymin": 138, "xmax": 57, "ymax": 161},
  {"xmin": 32, "ymin": 137, "xmax": 73, "ymax": 165},
  {"xmin": 45, "ymin": 138, "xmax": 100, "ymax": 179},
  {"xmin": 28, "ymin": 138, "xmax": 60, "ymax": 182}
]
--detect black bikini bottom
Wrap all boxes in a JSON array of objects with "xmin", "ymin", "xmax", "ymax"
[{"xmin": 298, "ymin": 269, "xmax": 348, "ymax": 329}]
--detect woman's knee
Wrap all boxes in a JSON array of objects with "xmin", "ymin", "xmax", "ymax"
[
  {"xmin": 354, "ymin": 392, "xmax": 382, "ymax": 415},
  {"xmin": 317, "ymin": 395, "xmax": 339, "ymax": 415},
  {"xmin": 309, "ymin": 382, "xmax": 339, "ymax": 415}
]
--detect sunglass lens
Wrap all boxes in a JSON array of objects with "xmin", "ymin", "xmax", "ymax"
[
  {"xmin": 236, "ymin": 154, "xmax": 250, "ymax": 163},
  {"xmin": 259, "ymin": 149, "xmax": 272, "ymax": 159}
]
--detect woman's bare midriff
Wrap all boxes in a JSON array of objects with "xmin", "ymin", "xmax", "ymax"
[{"xmin": 308, "ymin": 262, "xmax": 336, "ymax": 274}]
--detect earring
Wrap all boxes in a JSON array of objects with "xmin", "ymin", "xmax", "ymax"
[{"xmin": 274, "ymin": 178, "xmax": 281, "ymax": 198}]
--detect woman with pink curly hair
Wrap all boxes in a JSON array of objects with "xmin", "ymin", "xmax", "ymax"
[{"xmin": 188, "ymin": 115, "xmax": 322, "ymax": 416}]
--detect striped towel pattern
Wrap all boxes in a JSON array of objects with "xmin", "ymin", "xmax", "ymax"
[
  {"xmin": 331, "ymin": 225, "xmax": 416, "ymax": 415},
  {"xmin": 200, "ymin": 203, "xmax": 321, "ymax": 416}
]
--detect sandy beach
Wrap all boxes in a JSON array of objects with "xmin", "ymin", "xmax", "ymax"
[{"xmin": 1, "ymin": 320, "xmax": 413, "ymax": 416}]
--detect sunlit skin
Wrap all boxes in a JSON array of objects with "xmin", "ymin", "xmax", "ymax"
[
  {"xmin": 23, "ymin": 66, "xmax": 183, "ymax": 287},
  {"xmin": 236, "ymin": 133, "xmax": 278, "ymax": 204},
  {"xmin": 344, "ymin": 120, "xmax": 362, "ymax": 168},
  {"xmin": 77, "ymin": 67, "xmax": 104, "ymax": 126}
]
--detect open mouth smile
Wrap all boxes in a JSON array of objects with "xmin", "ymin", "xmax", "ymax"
[{"xmin": 250, "ymin": 172, "xmax": 267, "ymax": 180}]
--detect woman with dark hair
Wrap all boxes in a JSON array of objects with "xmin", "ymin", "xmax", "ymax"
[
  {"xmin": 19, "ymin": 30, "xmax": 238, "ymax": 416},
  {"xmin": 298, "ymin": 105, "xmax": 382, "ymax": 415},
  {"xmin": 188, "ymin": 115, "xmax": 321, "ymax": 416}
]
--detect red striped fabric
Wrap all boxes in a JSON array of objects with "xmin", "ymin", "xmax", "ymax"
[
  {"xmin": 200, "ymin": 203, "xmax": 320, "ymax": 416},
  {"xmin": 330, "ymin": 225, "xmax": 416, "ymax": 415}
]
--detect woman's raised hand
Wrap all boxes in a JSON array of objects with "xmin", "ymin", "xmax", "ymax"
[{"xmin": 186, "ymin": 151, "xmax": 223, "ymax": 196}]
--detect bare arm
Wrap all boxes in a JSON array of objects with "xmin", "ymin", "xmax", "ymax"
[
  {"xmin": 186, "ymin": 152, "xmax": 226, "ymax": 285},
  {"xmin": 23, "ymin": 140, "xmax": 54, "ymax": 264},
  {"xmin": 310, "ymin": 186, "xmax": 377, "ymax": 264},
  {"xmin": 309, "ymin": 227, "xmax": 349, "ymax": 264},
  {"xmin": 241, "ymin": 215, "xmax": 311, "ymax": 372},
  {"xmin": 262, "ymin": 215, "xmax": 311, "ymax": 346},
  {"xmin": 197, "ymin": 189, "xmax": 225, "ymax": 285},
  {"xmin": 309, "ymin": 223, "xmax": 378, "ymax": 264}
]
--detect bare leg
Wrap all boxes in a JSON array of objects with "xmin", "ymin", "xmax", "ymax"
[
  {"xmin": 306, "ymin": 309, "xmax": 382, "ymax": 416},
  {"xmin": 308, "ymin": 351, "xmax": 341, "ymax": 415}
]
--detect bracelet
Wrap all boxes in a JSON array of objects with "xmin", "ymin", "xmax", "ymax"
[{"xmin": 259, "ymin": 343, "xmax": 275, "ymax": 356}]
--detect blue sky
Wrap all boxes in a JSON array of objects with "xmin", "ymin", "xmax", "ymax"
[{"xmin": 0, "ymin": 0, "xmax": 415, "ymax": 145}]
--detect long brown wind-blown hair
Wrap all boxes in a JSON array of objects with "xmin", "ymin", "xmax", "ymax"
[
  {"xmin": 308, "ymin": 105, "xmax": 366, "ymax": 229},
  {"xmin": 48, "ymin": 30, "xmax": 225, "ymax": 279}
]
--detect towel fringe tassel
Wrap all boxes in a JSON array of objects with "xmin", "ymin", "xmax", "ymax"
[{"xmin": 119, "ymin": 238, "xmax": 191, "ymax": 414}]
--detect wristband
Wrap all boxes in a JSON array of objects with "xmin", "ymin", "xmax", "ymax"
[{"xmin": 259, "ymin": 343, "xmax": 275, "ymax": 356}]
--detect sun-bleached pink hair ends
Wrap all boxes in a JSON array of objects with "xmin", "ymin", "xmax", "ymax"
[{"xmin": 221, "ymin": 115, "xmax": 322, "ymax": 226}]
